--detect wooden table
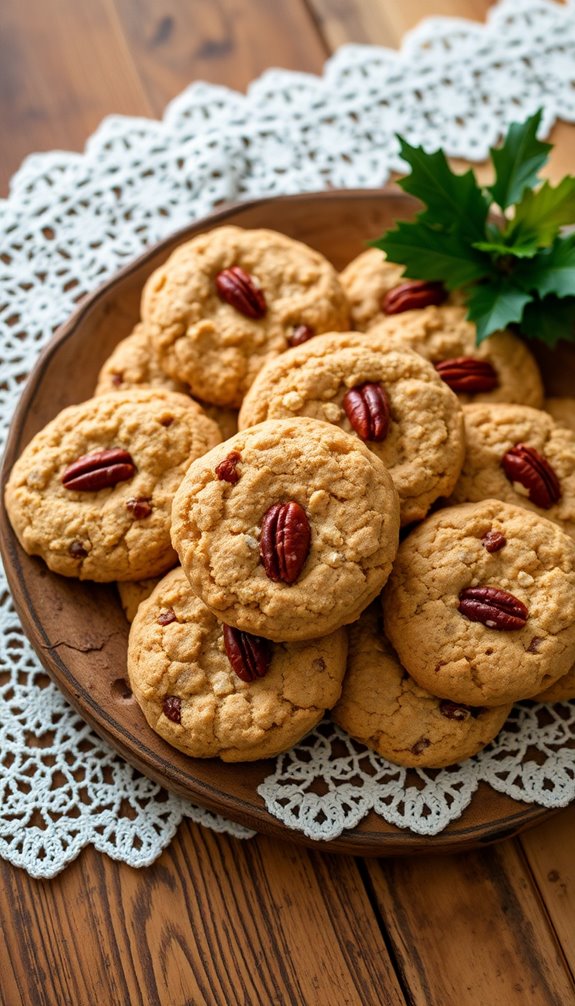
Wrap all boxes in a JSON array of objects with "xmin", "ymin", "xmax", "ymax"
[{"xmin": 1, "ymin": 3, "xmax": 574, "ymax": 1003}]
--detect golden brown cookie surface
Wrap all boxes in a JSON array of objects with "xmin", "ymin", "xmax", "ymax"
[
  {"xmin": 239, "ymin": 332, "xmax": 464, "ymax": 525},
  {"xmin": 384, "ymin": 500, "xmax": 575, "ymax": 706},
  {"xmin": 171, "ymin": 418, "xmax": 400, "ymax": 641},
  {"xmin": 128, "ymin": 568, "xmax": 348, "ymax": 761},
  {"xmin": 5, "ymin": 389, "xmax": 221, "ymax": 581},
  {"xmin": 333, "ymin": 606, "xmax": 512, "ymax": 767},
  {"xmin": 142, "ymin": 226, "xmax": 349, "ymax": 408}
]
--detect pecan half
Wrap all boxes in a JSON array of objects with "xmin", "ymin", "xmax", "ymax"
[
  {"xmin": 481, "ymin": 530, "xmax": 507, "ymax": 554},
  {"xmin": 126, "ymin": 497, "xmax": 152, "ymax": 519},
  {"xmin": 288, "ymin": 324, "xmax": 314, "ymax": 347},
  {"xmin": 162, "ymin": 695, "xmax": 181, "ymax": 723},
  {"xmin": 501, "ymin": 443, "xmax": 561, "ymax": 509},
  {"xmin": 260, "ymin": 501, "xmax": 311, "ymax": 584},
  {"xmin": 215, "ymin": 266, "xmax": 267, "ymax": 319},
  {"xmin": 434, "ymin": 357, "xmax": 499, "ymax": 394},
  {"xmin": 223, "ymin": 625, "xmax": 271, "ymax": 682},
  {"xmin": 215, "ymin": 450, "xmax": 242, "ymax": 484},
  {"xmin": 382, "ymin": 280, "xmax": 447, "ymax": 315},
  {"xmin": 61, "ymin": 448, "xmax": 136, "ymax": 492},
  {"xmin": 458, "ymin": 586, "xmax": 528, "ymax": 631},
  {"xmin": 343, "ymin": 382, "xmax": 391, "ymax": 442}
]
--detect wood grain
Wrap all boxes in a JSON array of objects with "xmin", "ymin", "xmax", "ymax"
[
  {"xmin": 364, "ymin": 841, "xmax": 575, "ymax": 1005},
  {"xmin": 520, "ymin": 804, "xmax": 575, "ymax": 976},
  {"xmin": 0, "ymin": 826, "xmax": 406, "ymax": 1006},
  {"xmin": 113, "ymin": 0, "xmax": 328, "ymax": 114},
  {"xmin": 306, "ymin": 0, "xmax": 493, "ymax": 49},
  {"xmin": 0, "ymin": 0, "xmax": 151, "ymax": 194}
]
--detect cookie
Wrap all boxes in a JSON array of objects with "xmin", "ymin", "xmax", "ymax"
[
  {"xmin": 383, "ymin": 500, "xmax": 575, "ymax": 706},
  {"xmin": 370, "ymin": 305, "xmax": 544, "ymax": 407},
  {"xmin": 118, "ymin": 577, "xmax": 162, "ymax": 622},
  {"xmin": 238, "ymin": 331, "xmax": 464, "ymax": 525},
  {"xmin": 94, "ymin": 323, "xmax": 188, "ymax": 396},
  {"xmin": 533, "ymin": 662, "xmax": 575, "ymax": 703},
  {"xmin": 95, "ymin": 324, "xmax": 239, "ymax": 440},
  {"xmin": 332, "ymin": 605, "xmax": 512, "ymax": 767},
  {"xmin": 128, "ymin": 568, "xmax": 348, "ymax": 761},
  {"xmin": 142, "ymin": 226, "xmax": 349, "ymax": 408},
  {"xmin": 5, "ymin": 389, "xmax": 221, "ymax": 581},
  {"xmin": 451, "ymin": 403, "xmax": 575, "ymax": 540},
  {"xmin": 545, "ymin": 397, "xmax": 575, "ymax": 435},
  {"xmin": 171, "ymin": 417, "xmax": 400, "ymax": 641},
  {"xmin": 339, "ymin": 248, "xmax": 408, "ymax": 330}
]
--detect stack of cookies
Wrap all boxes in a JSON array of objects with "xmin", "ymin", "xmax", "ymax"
[{"xmin": 5, "ymin": 226, "xmax": 575, "ymax": 768}]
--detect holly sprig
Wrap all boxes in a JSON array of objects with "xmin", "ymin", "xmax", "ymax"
[{"xmin": 373, "ymin": 111, "xmax": 575, "ymax": 346}]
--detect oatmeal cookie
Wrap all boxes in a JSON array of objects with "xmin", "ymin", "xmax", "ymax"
[
  {"xmin": 370, "ymin": 305, "xmax": 544, "ymax": 407},
  {"xmin": 533, "ymin": 662, "xmax": 575, "ymax": 703},
  {"xmin": 142, "ymin": 226, "xmax": 350, "ymax": 407},
  {"xmin": 451, "ymin": 403, "xmax": 575, "ymax": 540},
  {"xmin": 171, "ymin": 417, "xmax": 400, "ymax": 641},
  {"xmin": 94, "ymin": 323, "xmax": 188, "ymax": 396},
  {"xmin": 5, "ymin": 389, "xmax": 221, "ymax": 581},
  {"xmin": 128, "ymin": 568, "xmax": 348, "ymax": 761},
  {"xmin": 332, "ymin": 605, "xmax": 512, "ymax": 767},
  {"xmin": 238, "ymin": 332, "xmax": 464, "ymax": 525},
  {"xmin": 383, "ymin": 500, "xmax": 575, "ymax": 706}
]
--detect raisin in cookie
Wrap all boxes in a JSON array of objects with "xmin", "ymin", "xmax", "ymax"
[
  {"xmin": 128, "ymin": 567, "xmax": 348, "ymax": 761},
  {"xmin": 332, "ymin": 605, "xmax": 512, "ymax": 767},
  {"xmin": 142, "ymin": 226, "xmax": 349, "ymax": 408},
  {"xmin": 545, "ymin": 397, "xmax": 575, "ymax": 435},
  {"xmin": 5, "ymin": 389, "xmax": 221, "ymax": 581},
  {"xmin": 369, "ymin": 305, "xmax": 543, "ymax": 407},
  {"xmin": 383, "ymin": 500, "xmax": 575, "ymax": 706},
  {"xmin": 238, "ymin": 332, "xmax": 464, "ymax": 525},
  {"xmin": 171, "ymin": 417, "xmax": 400, "ymax": 641},
  {"xmin": 451, "ymin": 403, "xmax": 575, "ymax": 540}
]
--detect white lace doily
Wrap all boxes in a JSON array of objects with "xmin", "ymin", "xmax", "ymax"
[{"xmin": 1, "ymin": 0, "xmax": 575, "ymax": 876}]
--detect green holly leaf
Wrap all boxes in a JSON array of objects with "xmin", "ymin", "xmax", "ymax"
[
  {"xmin": 465, "ymin": 281, "xmax": 533, "ymax": 342},
  {"xmin": 518, "ymin": 295, "xmax": 575, "ymax": 346},
  {"xmin": 472, "ymin": 238, "xmax": 541, "ymax": 259},
  {"xmin": 504, "ymin": 177, "xmax": 575, "ymax": 248},
  {"xmin": 397, "ymin": 137, "xmax": 490, "ymax": 243},
  {"xmin": 374, "ymin": 221, "xmax": 493, "ymax": 290},
  {"xmin": 515, "ymin": 235, "xmax": 575, "ymax": 298},
  {"xmin": 488, "ymin": 110, "xmax": 551, "ymax": 210}
]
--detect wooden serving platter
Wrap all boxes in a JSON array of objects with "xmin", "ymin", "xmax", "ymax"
[{"xmin": 1, "ymin": 189, "xmax": 573, "ymax": 856}]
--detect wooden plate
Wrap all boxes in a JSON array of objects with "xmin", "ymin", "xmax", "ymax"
[{"xmin": 1, "ymin": 189, "xmax": 572, "ymax": 856}]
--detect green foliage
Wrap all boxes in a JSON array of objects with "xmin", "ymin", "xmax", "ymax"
[{"xmin": 375, "ymin": 111, "xmax": 575, "ymax": 345}]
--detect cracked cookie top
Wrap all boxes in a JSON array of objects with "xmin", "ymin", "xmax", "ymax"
[
  {"xmin": 128, "ymin": 567, "xmax": 348, "ymax": 761},
  {"xmin": 141, "ymin": 226, "xmax": 350, "ymax": 408},
  {"xmin": 370, "ymin": 304, "xmax": 544, "ymax": 408},
  {"xmin": 451, "ymin": 403, "xmax": 575, "ymax": 540},
  {"xmin": 383, "ymin": 499, "xmax": 575, "ymax": 706},
  {"xmin": 238, "ymin": 331, "xmax": 464, "ymax": 525},
  {"xmin": 171, "ymin": 417, "xmax": 401, "ymax": 641},
  {"xmin": 5, "ymin": 389, "xmax": 221, "ymax": 582},
  {"xmin": 332, "ymin": 605, "xmax": 512, "ymax": 767}
]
